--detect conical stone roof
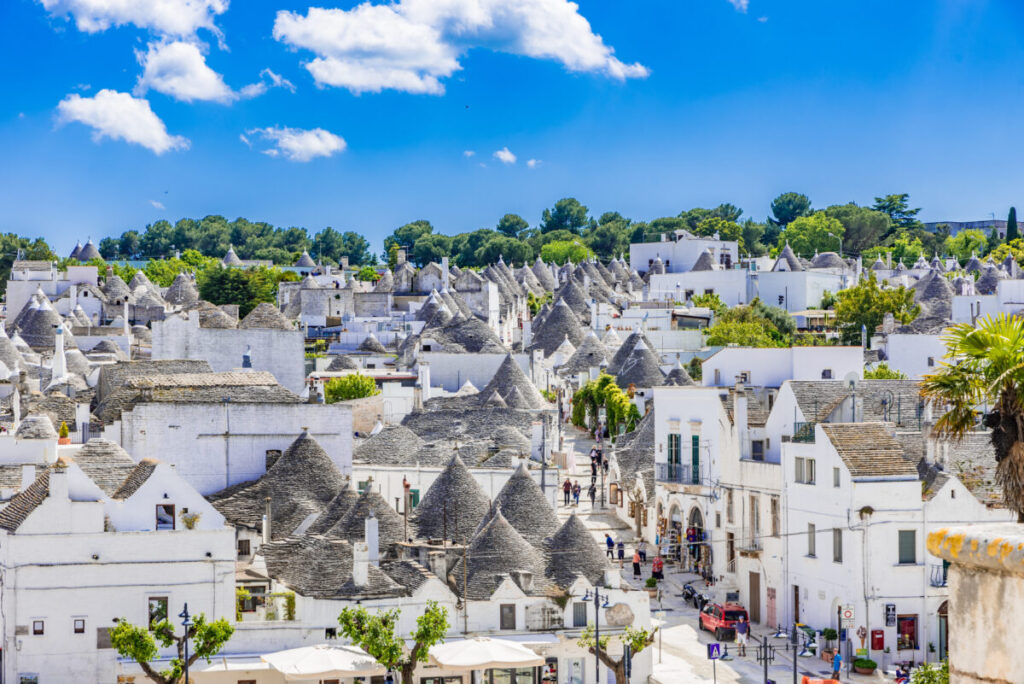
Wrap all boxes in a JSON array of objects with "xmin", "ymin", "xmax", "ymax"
[
  {"xmin": 222, "ymin": 246, "xmax": 243, "ymax": 266},
  {"xmin": 306, "ymin": 484, "xmax": 360, "ymax": 536},
  {"xmin": 358, "ymin": 332, "xmax": 387, "ymax": 353},
  {"xmin": 529, "ymin": 299, "xmax": 586, "ymax": 357},
  {"xmin": 964, "ymin": 254, "xmax": 983, "ymax": 273},
  {"xmin": 413, "ymin": 455, "xmax": 490, "ymax": 542},
  {"xmin": 482, "ymin": 390, "xmax": 508, "ymax": 408},
  {"xmin": 165, "ymin": 273, "xmax": 199, "ymax": 307},
  {"xmin": 478, "ymin": 463, "xmax": 560, "ymax": 544},
  {"xmin": 78, "ymin": 240, "xmax": 101, "ymax": 261},
  {"xmin": 327, "ymin": 355, "xmax": 360, "ymax": 371},
  {"xmin": 531, "ymin": 257, "xmax": 558, "ymax": 290},
  {"xmin": 558, "ymin": 330, "xmax": 609, "ymax": 376},
  {"xmin": 606, "ymin": 329, "xmax": 653, "ymax": 376},
  {"xmin": 503, "ymin": 386, "xmax": 533, "ymax": 410},
  {"xmin": 129, "ymin": 271, "xmax": 154, "ymax": 290},
  {"xmin": 295, "ymin": 251, "xmax": 316, "ymax": 267},
  {"xmin": 545, "ymin": 514, "xmax": 612, "ymax": 588},
  {"xmin": 690, "ymin": 250, "xmax": 716, "ymax": 272},
  {"xmin": 102, "ymin": 274, "xmax": 132, "ymax": 302},
  {"xmin": 239, "ymin": 302, "xmax": 293, "ymax": 330},
  {"xmin": 772, "ymin": 243, "xmax": 804, "ymax": 272},
  {"xmin": 328, "ymin": 487, "xmax": 409, "ymax": 546},
  {"xmin": 665, "ymin": 359, "xmax": 696, "ymax": 386},
  {"xmin": 457, "ymin": 506, "xmax": 549, "ymax": 599},
  {"xmin": 615, "ymin": 338, "xmax": 666, "ymax": 389},
  {"xmin": 479, "ymin": 353, "xmax": 546, "ymax": 410}
]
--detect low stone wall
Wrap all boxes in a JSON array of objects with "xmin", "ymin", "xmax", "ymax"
[
  {"xmin": 928, "ymin": 524, "xmax": 1024, "ymax": 684},
  {"xmin": 342, "ymin": 394, "xmax": 384, "ymax": 435}
]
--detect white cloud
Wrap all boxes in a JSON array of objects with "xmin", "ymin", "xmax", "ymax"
[
  {"xmin": 240, "ymin": 68, "xmax": 297, "ymax": 98},
  {"xmin": 246, "ymin": 126, "xmax": 346, "ymax": 162},
  {"xmin": 758, "ymin": 16, "xmax": 768, "ymax": 22},
  {"xmin": 239, "ymin": 132, "xmax": 251, "ymax": 147},
  {"xmin": 74, "ymin": 83, "xmax": 91, "ymax": 91},
  {"xmin": 135, "ymin": 40, "xmax": 234, "ymax": 103},
  {"xmin": 463, "ymin": 150, "xmax": 475, "ymax": 157},
  {"xmin": 39, "ymin": 0, "xmax": 228, "ymax": 39},
  {"xmin": 273, "ymin": 0, "xmax": 648, "ymax": 95},
  {"xmin": 526, "ymin": 158, "xmax": 541, "ymax": 168},
  {"xmin": 493, "ymin": 146, "xmax": 516, "ymax": 164},
  {"xmin": 57, "ymin": 89, "xmax": 189, "ymax": 154},
  {"xmin": 727, "ymin": 0, "xmax": 749, "ymax": 13},
  {"xmin": 149, "ymin": 199, "xmax": 166, "ymax": 209}
]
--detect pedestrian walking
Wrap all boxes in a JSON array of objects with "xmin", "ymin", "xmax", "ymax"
[
  {"xmin": 587, "ymin": 483, "xmax": 596, "ymax": 505},
  {"xmin": 831, "ymin": 651, "xmax": 842, "ymax": 679},
  {"xmin": 572, "ymin": 481, "xmax": 581, "ymax": 506},
  {"xmin": 605, "ymin": 534, "xmax": 615, "ymax": 558},
  {"xmin": 562, "ymin": 478, "xmax": 572, "ymax": 506},
  {"xmin": 651, "ymin": 554, "xmax": 664, "ymax": 580},
  {"xmin": 616, "ymin": 539, "xmax": 625, "ymax": 567},
  {"xmin": 602, "ymin": 454, "xmax": 609, "ymax": 474},
  {"xmin": 735, "ymin": 615, "xmax": 749, "ymax": 657},
  {"xmin": 632, "ymin": 549, "xmax": 641, "ymax": 579},
  {"xmin": 638, "ymin": 540, "xmax": 647, "ymax": 563}
]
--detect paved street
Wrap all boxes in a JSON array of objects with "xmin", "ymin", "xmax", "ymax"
[{"xmin": 557, "ymin": 426, "xmax": 887, "ymax": 684}]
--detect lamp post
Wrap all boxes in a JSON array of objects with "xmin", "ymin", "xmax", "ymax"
[
  {"xmin": 178, "ymin": 603, "xmax": 192, "ymax": 684},
  {"xmin": 827, "ymin": 232, "xmax": 844, "ymax": 257},
  {"xmin": 581, "ymin": 588, "xmax": 611, "ymax": 682}
]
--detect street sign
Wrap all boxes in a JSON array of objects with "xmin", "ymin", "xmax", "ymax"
[
  {"xmin": 885, "ymin": 603, "xmax": 896, "ymax": 626},
  {"xmin": 840, "ymin": 604, "xmax": 855, "ymax": 628},
  {"xmin": 707, "ymin": 643, "xmax": 722, "ymax": 660}
]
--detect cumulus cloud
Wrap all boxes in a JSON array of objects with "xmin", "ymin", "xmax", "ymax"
[
  {"xmin": 246, "ymin": 126, "xmax": 346, "ymax": 162},
  {"xmin": 272, "ymin": 0, "xmax": 648, "ymax": 95},
  {"xmin": 135, "ymin": 40, "xmax": 234, "ymax": 103},
  {"xmin": 149, "ymin": 199, "xmax": 166, "ymax": 209},
  {"xmin": 240, "ymin": 68, "xmax": 297, "ymax": 98},
  {"xmin": 526, "ymin": 158, "xmax": 541, "ymax": 168},
  {"xmin": 493, "ymin": 147, "xmax": 516, "ymax": 164},
  {"xmin": 727, "ymin": 0, "xmax": 749, "ymax": 12},
  {"xmin": 57, "ymin": 89, "xmax": 189, "ymax": 154},
  {"xmin": 38, "ymin": 0, "xmax": 228, "ymax": 39},
  {"xmin": 463, "ymin": 150, "xmax": 475, "ymax": 158},
  {"xmin": 758, "ymin": 16, "xmax": 768, "ymax": 22}
]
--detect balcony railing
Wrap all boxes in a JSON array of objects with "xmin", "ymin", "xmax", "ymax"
[
  {"xmin": 792, "ymin": 422, "xmax": 816, "ymax": 443},
  {"xmin": 656, "ymin": 462, "xmax": 694, "ymax": 484},
  {"xmin": 929, "ymin": 563, "xmax": 948, "ymax": 587}
]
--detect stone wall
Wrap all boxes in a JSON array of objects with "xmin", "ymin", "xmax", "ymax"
[
  {"xmin": 342, "ymin": 394, "xmax": 384, "ymax": 434},
  {"xmin": 928, "ymin": 524, "xmax": 1024, "ymax": 684}
]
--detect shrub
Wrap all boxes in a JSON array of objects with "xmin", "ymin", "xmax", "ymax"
[
  {"xmin": 822, "ymin": 628, "xmax": 838, "ymax": 646},
  {"xmin": 854, "ymin": 658, "xmax": 877, "ymax": 670},
  {"xmin": 324, "ymin": 373, "xmax": 380, "ymax": 402},
  {"xmin": 59, "ymin": 421, "xmax": 69, "ymax": 439},
  {"xmin": 645, "ymin": 578, "xmax": 658, "ymax": 588}
]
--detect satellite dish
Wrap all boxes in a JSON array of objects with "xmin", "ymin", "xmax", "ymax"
[{"xmin": 843, "ymin": 372, "xmax": 859, "ymax": 390}]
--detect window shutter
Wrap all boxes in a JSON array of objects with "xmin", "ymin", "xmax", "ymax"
[{"xmin": 899, "ymin": 531, "xmax": 916, "ymax": 564}]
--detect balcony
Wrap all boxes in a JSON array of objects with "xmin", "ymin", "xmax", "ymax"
[
  {"xmin": 792, "ymin": 422, "xmax": 816, "ymax": 443},
  {"xmin": 929, "ymin": 563, "xmax": 948, "ymax": 588},
  {"xmin": 656, "ymin": 462, "xmax": 695, "ymax": 485}
]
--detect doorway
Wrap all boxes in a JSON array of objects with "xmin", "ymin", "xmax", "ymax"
[
  {"xmin": 793, "ymin": 585, "xmax": 800, "ymax": 624},
  {"xmin": 749, "ymin": 572, "xmax": 761, "ymax": 623},
  {"xmin": 938, "ymin": 601, "xmax": 948, "ymax": 661}
]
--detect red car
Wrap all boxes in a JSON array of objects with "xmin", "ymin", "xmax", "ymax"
[{"xmin": 698, "ymin": 602, "xmax": 749, "ymax": 641}]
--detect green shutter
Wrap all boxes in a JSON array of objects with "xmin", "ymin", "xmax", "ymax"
[
  {"xmin": 691, "ymin": 435, "xmax": 700, "ymax": 484},
  {"xmin": 899, "ymin": 530, "xmax": 916, "ymax": 564}
]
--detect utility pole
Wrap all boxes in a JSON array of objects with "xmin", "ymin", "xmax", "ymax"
[
  {"xmin": 462, "ymin": 544, "xmax": 468, "ymax": 635},
  {"xmin": 179, "ymin": 604, "xmax": 192, "ymax": 684}
]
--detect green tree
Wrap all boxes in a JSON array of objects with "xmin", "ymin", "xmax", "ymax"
[
  {"xmin": 769, "ymin": 192, "xmax": 812, "ymax": 228},
  {"xmin": 988, "ymin": 225, "xmax": 1003, "ymax": 253},
  {"xmin": 864, "ymin": 362, "xmax": 908, "ymax": 379},
  {"xmin": 0, "ymin": 234, "xmax": 57, "ymax": 293},
  {"xmin": 1008, "ymin": 207, "xmax": 1019, "ymax": 242},
  {"xmin": 872, "ymin": 193, "xmax": 923, "ymax": 233},
  {"xmin": 540, "ymin": 239, "xmax": 593, "ymax": 265},
  {"xmin": 109, "ymin": 613, "xmax": 234, "ymax": 684},
  {"xmin": 496, "ymin": 213, "xmax": 529, "ymax": 238},
  {"xmin": 921, "ymin": 314, "xmax": 1024, "ymax": 520},
  {"xmin": 824, "ymin": 204, "xmax": 890, "ymax": 255},
  {"xmin": 944, "ymin": 229, "xmax": 988, "ymax": 263},
  {"xmin": 832, "ymin": 272, "xmax": 919, "ymax": 346},
  {"xmin": 990, "ymin": 238, "xmax": 1024, "ymax": 263},
  {"xmin": 585, "ymin": 214, "xmax": 632, "ymax": 260},
  {"xmin": 324, "ymin": 374, "xmax": 380, "ymax": 402},
  {"xmin": 778, "ymin": 211, "xmax": 844, "ymax": 257},
  {"xmin": 704, "ymin": 320, "xmax": 783, "ymax": 347},
  {"xmin": 909, "ymin": 660, "xmax": 949, "ymax": 684},
  {"xmin": 863, "ymin": 235, "xmax": 927, "ymax": 265},
  {"xmin": 678, "ymin": 204, "xmax": 743, "ymax": 232},
  {"xmin": 119, "ymin": 230, "xmax": 142, "ymax": 258},
  {"xmin": 540, "ymin": 198, "xmax": 593, "ymax": 235},
  {"xmin": 355, "ymin": 265, "xmax": 381, "ymax": 282},
  {"xmin": 694, "ymin": 216, "xmax": 744, "ymax": 249},
  {"xmin": 740, "ymin": 219, "xmax": 767, "ymax": 256},
  {"xmin": 690, "ymin": 292, "xmax": 727, "ymax": 316},
  {"xmin": 337, "ymin": 601, "xmax": 449, "ymax": 684},
  {"xmin": 99, "ymin": 237, "xmax": 120, "ymax": 259},
  {"xmin": 577, "ymin": 624, "xmax": 657, "ymax": 684},
  {"xmin": 384, "ymin": 220, "xmax": 434, "ymax": 257},
  {"xmin": 410, "ymin": 234, "xmax": 452, "ymax": 266},
  {"xmin": 474, "ymin": 235, "xmax": 532, "ymax": 265}
]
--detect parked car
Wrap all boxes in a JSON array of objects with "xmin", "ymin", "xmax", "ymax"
[{"xmin": 698, "ymin": 602, "xmax": 749, "ymax": 641}]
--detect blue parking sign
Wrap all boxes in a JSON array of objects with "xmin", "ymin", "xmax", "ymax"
[{"xmin": 707, "ymin": 643, "xmax": 721, "ymax": 660}]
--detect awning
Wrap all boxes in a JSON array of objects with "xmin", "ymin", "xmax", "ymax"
[
  {"xmin": 262, "ymin": 644, "xmax": 387, "ymax": 681},
  {"xmin": 429, "ymin": 637, "xmax": 545, "ymax": 671}
]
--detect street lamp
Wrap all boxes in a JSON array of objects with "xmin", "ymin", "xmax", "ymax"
[
  {"xmin": 179, "ymin": 604, "xmax": 192, "ymax": 684},
  {"xmin": 581, "ymin": 588, "xmax": 612, "ymax": 683},
  {"xmin": 826, "ymin": 232, "xmax": 843, "ymax": 257}
]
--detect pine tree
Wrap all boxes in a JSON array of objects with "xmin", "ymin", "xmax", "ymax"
[{"xmin": 1008, "ymin": 207, "xmax": 1020, "ymax": 242}]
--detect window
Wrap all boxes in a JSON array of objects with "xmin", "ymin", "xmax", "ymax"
[
  {"xmin": 684, "ymin": 289, "xmax": 694, "ymax": 300},
  {"xmin": 897, "ymin": 615, "xmax": 918, "ymax": 650},
  {"xmin": 716, "ymin": 511, "xmax": 722, "ymax": 528},
  {"xmin": 324, "ymin": 627, "xmax": 337, "ymax": 639},
  {"xmin": 237, "ymin": 539, "xmax": 250, "ymax": 558},
  {"xmin": 807, "ymin": 524, "xmax": 816, "ymax": 557},
  {"xmin": 927, "ymin": 357, "xmax": 935, "ymax": 367},
  {"xmin": 238, "ymin": 681, "xmax": 257, "ymax": 684},
  {"xmin": 898, "ymin": 530, "xmax": 917, "ymax": 565},
  {"xmin": 833, "ymin": 528, "xmax": 843, "ymax": 563},
  {"xmin": 751, "ymin": 440, "xmax": 764, "ymax": 461},
  {"xmin": 726, "ymin": 533, "xmax": 736, "ymax": 568},
  {"xmin": 240, "ymin": 585, "xmax": 266, "ymax": 613},
  {"xmin": 667, "ymin": 433, "xmax": 681, "ymax": 466},
  {"xmin": 726, "ymin": 489, "xmax": 734, "ymax": 524},
  {"xmin": 821, "ymin": 369, "xmax": 833, "ymax": 379},
  {"xmin": 750, "ymin": 495, "xmax": 760, "ymax": 538},
  {"xmin": 32, "ymin": 620, "xmax": 44, "ymax": 635},
  {"xmin": 155, "ymin": 504, "xmax": 175, "ymax": 531},
  {"xmin": 704, "ymin": 288, "xmax": 714, "ymax": 295},
  {"xmin": 148, "ymin": 597, "xmax": 168, "ymax": 628},
  {"xmin": 795, "ymin": 457, "xmax": 816, "ymax": 484},
  {"xmin": 74, "ymin": 619, "xmax": 85, "ymax": 634},
  {"xmin": 738, "ymin": 371, "xmax": 750, "ymax": 384},
  {"xmin": 770, "ymin": 497, "xmax": 780, "ymax": 537},
  {"xmin": 500, "ymin": 604, "xmax": 516, "ymax": 630},
  {"xmin": 833, "ymin": 467, "xmax": 841, "ymax": 488},
  {"xmin": 573, "ymin": 602, "xmax": 587, "ymax": 628}
]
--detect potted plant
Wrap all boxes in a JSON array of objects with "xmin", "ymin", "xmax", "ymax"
[
  {"xmin": 58, "ymin": 421, "xmax": 71, "ymax": 445},
  {"xmin": 853, "ymin": 657, "xmax": 877, "ymax": 675},
  {"xmin": 821, "ymin": 628, "xmax": 838, "ymax": 660},
  {"xmin": 645, "ymin": 577, "xmax": 659, "ymax": 598}
]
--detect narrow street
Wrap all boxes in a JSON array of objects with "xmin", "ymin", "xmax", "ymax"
[{"xmin": 556, "ymin": 426, "xmax": 884, "ymax": 684}]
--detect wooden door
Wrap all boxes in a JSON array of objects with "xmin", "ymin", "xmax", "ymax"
[
  {"xmin": 793, "ymin": 584, "xmax": 800, "ymax": 624},
  {"xmin": 748, "ymin": 572, "xmax": 761, "ymax": 623}
]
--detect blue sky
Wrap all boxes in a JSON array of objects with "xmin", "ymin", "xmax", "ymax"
[{"xmin": 3, "ymin": 0, "xmax": 1024, "ymax": 255}]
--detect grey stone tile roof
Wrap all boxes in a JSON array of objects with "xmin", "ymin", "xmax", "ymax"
[
  {"xmin": 963, "ymin": 255, "xmax": 983, "ymax": 273},
  {"xmin": 401, "ymin": 408, "xmax": 535, "ymax": 456},
  {"xmin": 532, "ymin": 258, "xmax": 558, "ymax": 291},
  {"xmin": 294, "ymin": 251, "xmax": 316, "ymax": 267},
  {"xmin": 690, "ymin": 250, "xmax": 716, "ymax": 272},
  {"xmin": 16, "ymin": 305, "xmax": 67, "ymax": 350},
  {"xmin": 0, "ymin": 469, "xmax": 50, "ymax": 531},
  {"xmin": 664, "ymin": 360, "xmax": 695, "ymax": 386},
  {"xmin": 96, "ymin": 360, "xmax": 211, "ymax": 402},
  {"xmin": 129, "ymin": 271, "xmax": 154, "ymax": 290},
  {"xmin": 353, "ymin": 426, "xmax": 426, "ymax": 465},
  {"xmin": 975, "ymin": 265, "xmax": 1005, "ymax": 295},
  {"xmin": 772, "ymin": 243, "xmax": 804, "ymax": 272},
  {"xmin": 606, "ymin": 330, "xmax": 653, "ymax": 376},
  {"xmin": 811, "ymin": 252, "xmax": 846, "ymax": 269},
  {"xmin": 415, "ymin": 291, "xmax": 448, "ymax": 322},
  {"xmin": 870, "ymin": 256, "xmax": 887, "ymax": 271},
  {"xmin": 260, "ymin": 535, "xmax": 406, "ymax": 599},
  {"xmin": 27, "ymin": 392, "xmax": 79, "ymax": 433},
  {"xmin": 71, "ymin": 439, "xmax": 138, "ymax": 496},
  {"xmin": 326, "ymin": 355, "xmax": 360, "ymax": 371},
  {"xmin": 516, "ymin": 265, "xmax": 546, "ymax": 296},
  {"xmin": 222, "ymin": 247, "xmax": 244, "ymax": 266},
  {"xmin": 374, "ymin": 270, "xmax": 395, "ymax": 292},
  {"xmin": 327, "ymin": 488, "xmax": 411, "ymax": 546},
  {"xmin": 613, "ymin": 408, "xmax": 655, "ymax": 503},
  {"xmin": 358, "ymin": 332, "xmax": 387, "ymax": 353},
  {"xmin": 821, "ymin": 423, "xmax": 918, "ymax": 479},
  {"xmin": 555, "ymin": 278, "xmax": 590, "ymax": 319},
  {"xmin": 112, "ymin": 460, "xmax": 159, "ymax": 499},
  {"xmin": 90, "ymin": 339, "xmax": 127, "ymax": 359},
  {"xmin": 196, "ymin": 301, "xmax": 238, "ymax": 329},
  {"xmin": 503, "ymin": 386, "xmax": 533, "ymax": 410},
  {"xmin": 482, "ymin": 390, "xmax": 507, "ymax": 408},
  {"xmin": 614, "ymin": 339, "xmax": 665, "ymax": 389},
  {"xmin": 918, "ymin": 431, "xmax": 1002, "ymax": 506},
  {"xmin": 210, "ymin": 431, "xmax": 346, "ymax": 538},
  {"xmin": 78, "ymin": 241, "xmax": 101, "ymax": 261},
  {"xmin": 476, "ymin": 463, "xmax": 559, "ymax": 545},
  {"xmin": 102, "ymin": 274, "xmax": 132, "ymax": 302},
  {"xmin": 239, "ymin": 302, "xmax": 294, "ymax": 330},
  {"xmin": 479, "ymin": 354, "xmax": 546, "ymax": 410},
  {"xmin": 786, "ymin": 379, "xmax": 923, "ymax": 425},
  {"xmin": 529, "ymin": 299, "xmax": 586, "ymax": 357},
  {"xmin": 413, "ymin": 455, "xmax": 491, "ymax": 542},
  {"xmin": 421, "ymin": 315, "xmax": 507, "ymax": 354},
  {"xmin": 380, "ymin": 558, "xmax": 435, "ymax": 592},
  {"xmin": 558, "ymin": 330, "xmax": 609, "ymax": 376},
  {"xmin": 453, "ymin": 506, "xmax": 551, "ymax": 599},
  {"xmin": 306, "ymin": 485, "xmax": 360, "ymax": 535},
  {"xmin": 164, "ymin": 273, "xmax": 199, "ymax": 307},
  {"xmin": 719, "ymin": 389, "xmax": 769, "ymax": 427},
  {"xmin": 545, "ymin": 514, "xmax": 612, "ymax": 587},
  {"xmin": 15, "ymin": 415, "xmax": 57, "ymax": 440},
  {"xmin": 0, "ymin": 327, "xmax": 21, "ymax": 372}
]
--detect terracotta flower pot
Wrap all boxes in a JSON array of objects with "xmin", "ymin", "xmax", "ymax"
[{"xmin": 58, "ymin": 437, "xmax": 71, "ymax": 445}]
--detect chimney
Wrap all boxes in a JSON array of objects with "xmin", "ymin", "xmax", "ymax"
[
  {"xmin": 365, "ymin": 512, "xmax": 380, "ymax": 567},
  {"xmin": 441, "ymin": 256, "xmax": 450, "ymax": 291},
  {"xmin": 68, "ymin": 284, "xmax": 77, "ymax": 310},
  {"xmin": 397, "ymin": 248, "xmax": 407, "ymax": 266},
  {"xmin": 20, "ymin": 465, "xmax": 35, "ymax": 490},
  {"xmin": 352, "ymin": 541, "xmax": 370, "ymax": 586},
  {"xmin": 734, "ymin": 386, "xmax": 749, "ymax": 459},
  {"xmin": 413, "ymin": 385, "xmax": 423, "ymax": 411},
  {"xmin": 48, "ymin": 467, "xmax": 68, "ymax": 500},
  {"xmin": 52, "ymin": 325, "xmax": 67, "ymax": 379},
  {"xmin": 123, "ymin": 300, "xmax": 130, "ymax": 335},
  {"xmin": 511, "ymin": 570, "xmax": 534, "ymax": 592},
  {"xmin": 242, "ymin": 344, "xmax": 253, "ymax": 369},
  {"xmin": 522, "ymin": 320, "xmax": 532, "ymax": 348},
  {"xmin": 340, "ymin": 256, "xmax": 349, "ymax": 270},
  {"xmin": 417, "ymin": 362, "xmax": 431, "ymax": 402},
  {"xmin": 262, "ymin": 496, "xmax": 272, "ymax": 543}
]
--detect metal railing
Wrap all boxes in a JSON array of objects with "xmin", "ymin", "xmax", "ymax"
[
  {"xmin": 656, "ymin": 462, "xmax": 694, "ymax": 484},
  {"xmin": 792, "ymin": 422, "xmax": 816, "ymax": 443},
  {"xmin": 929, "ymin": 563, "xmax": 948, "ymax": 587}
]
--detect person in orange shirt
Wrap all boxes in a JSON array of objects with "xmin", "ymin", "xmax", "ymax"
[{"xmin": 632, "ymin": 549, "xmax": 642, "ymax": 578}]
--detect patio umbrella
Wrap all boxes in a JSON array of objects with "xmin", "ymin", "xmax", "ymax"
[
  {"xmin": 429, "ymin": 637, "xmax": 544, "ymax": 671},
  {"xmin": 262, "ymin": 644, "xmax": 387, "ymax": 681}
]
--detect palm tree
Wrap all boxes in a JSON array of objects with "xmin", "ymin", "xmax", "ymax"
[{"xmin": 921, "ymin": 314, "xmax": 1024, "ymax": 521}]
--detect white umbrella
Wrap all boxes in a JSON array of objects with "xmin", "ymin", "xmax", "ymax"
[
  {"xmin": 262, "ymin": 644, "xmax": 387, "ymax": 681},
  {"xmin": 429, "ymin": 637, "xmax": 544, "ymax": 671}
]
